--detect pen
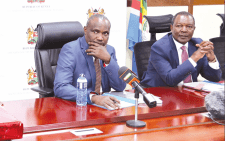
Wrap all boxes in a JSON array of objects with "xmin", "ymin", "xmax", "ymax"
[
  {"xmin": 113, "ymin": 100, "xmax": 118, "ymax": 104},
  {"xmin": 74, "ymin": 128, "xmax": 94, "ymax": 132}
]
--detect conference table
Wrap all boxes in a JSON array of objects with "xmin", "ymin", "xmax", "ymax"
[{"xmin": 1, "ymin": 86, "xmax": 224, "ymax": 140}]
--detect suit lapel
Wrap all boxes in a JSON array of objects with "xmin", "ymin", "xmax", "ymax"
[
  {"xmin": 168, "ymin": 34, "xmax": 179, "ymax": 67},
  {"xmin": 188, "ymin": 40, "xmax": 198, "ymax": 81},
  {"xmin": 80, "ymin": 37, "xmax": 96, "ymax": 90},
  {"xmin": 188, "ymin": 41, "xmax": 196, "ymax": 58}
]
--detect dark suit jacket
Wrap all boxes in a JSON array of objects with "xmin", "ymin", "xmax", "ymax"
[
  {"xmin": 141, "ymin": 33, "xmax": 222, "ymax": 87},
  {"xmin": 54, "ymin": 36, "xmax": 126, "ymax": 104}
]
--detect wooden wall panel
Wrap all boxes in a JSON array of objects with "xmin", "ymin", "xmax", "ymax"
[
  {"xmin": 127, "ymin": 0, "xmax": 224, "ymax": 7},
  {"xmin": 192, "ymin": 0, "xmax": 224, "ymax": 5},
  {"xmin": 146, "ymin": 0, "xmax": 189, "ymax": 6}
]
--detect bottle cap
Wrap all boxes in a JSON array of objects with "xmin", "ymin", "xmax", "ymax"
[{"xmin": 80, "ymin": 73, "xmax": 85, "ymax": 77}]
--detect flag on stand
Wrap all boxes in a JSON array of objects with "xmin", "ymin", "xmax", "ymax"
[{"xmin": 127, "ymin": 0, "xmax": 147, "ymax": 75}]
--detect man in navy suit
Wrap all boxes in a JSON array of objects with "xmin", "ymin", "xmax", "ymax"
[
  {"xmin": 141, "ymin": 11, "xmax": 222, "ymax": 87},
  {"xmin": 54, "ymin": 14, "xmax": 126, "ymax": 109}
]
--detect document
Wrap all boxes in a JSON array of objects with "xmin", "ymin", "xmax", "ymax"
[
  {"xmin": 92, "ymin": 93, "xmax": 135, "ymax": 110},
  {"xmin": 183, "ymin": 81, "xmax": 224, "ymax": 92},
  {"xmin": 109, "ymin": 91, "xmax": 162, "ymax": 105},
  {"xmin": 92, "ymin": 91, "xmax": 162, "ymax": 110}
]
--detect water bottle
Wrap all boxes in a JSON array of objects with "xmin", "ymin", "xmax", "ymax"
[{"xmin": 76, "ymin": 74, "xmax": 87, "ymax": 106}]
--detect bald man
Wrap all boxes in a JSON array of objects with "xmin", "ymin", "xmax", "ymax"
[{"xmin": 54, "ymin": 14, "xmax": 126, "ymax": 109}]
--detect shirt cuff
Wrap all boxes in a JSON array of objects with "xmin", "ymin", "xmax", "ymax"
[
  {"xmin": 208, "ymin": 58, "xmax": 220, "ymax": 69},
  {"xmin": 188, "ymin": 58, "xmax": 197, "ymax": 67},
  {"xmin": 89, "ymin": 94, "xmax": 95, "ymax": 103},
  {"xmin": 103, "ymin": 60, "xmax": 110, "ymax": 67}
]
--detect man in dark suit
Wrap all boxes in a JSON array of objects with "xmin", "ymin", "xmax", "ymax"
[{"xmin": 141, "ymin": 11, "xmax": 222, "ymax": 87}]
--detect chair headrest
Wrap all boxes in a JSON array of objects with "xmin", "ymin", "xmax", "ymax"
[
  {"xmin": 144, "ymin": 14, "xmax": 173, "ymax": 33},
  {"xmin": 217, "ymin": 13, "xmax": 225, "ymax": 21},
  {"xmin": 36, "ymin": 21, "xmax": 84, "ymax": 49},
  {"xmin": 216, "ymin": 14, "xmax": 225, "ymax": 37},
  {"xmin": 210, "ymin": 37, "xmax": 225, "ymax": 42}
]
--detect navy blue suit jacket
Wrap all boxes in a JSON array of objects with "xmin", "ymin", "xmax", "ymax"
[
  {"xmin": 54, "ymin": 36, "xmax": 126, "ymax": 104},
  {"xmin": 141, "ymin": 33, "xmax": 222, "ymax": 87}
]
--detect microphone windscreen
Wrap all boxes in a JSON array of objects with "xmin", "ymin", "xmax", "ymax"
[
  {"xmin": 205, "ymin": 90, "xmax": 225, "ymax": 119},
  {"xmin": 118, "ymin": 66, "xmax": 128, "ymax": 76}
]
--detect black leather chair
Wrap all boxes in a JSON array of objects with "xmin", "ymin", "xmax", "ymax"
[
  {"xmin": 209, "ymin": 14, "xmax": 225, "ymax": 80},
  {"xmin": 134, "ymin": 14, "xmax": 173, "ymax": 81},
  {"xmin": 31, "ymin": 22, "xmax": 84, "ymax": 97}
]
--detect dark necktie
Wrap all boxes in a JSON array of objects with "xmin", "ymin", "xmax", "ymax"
[
  {"xmin": 94, "ymin": 58, "xmax": 101, "ymax": 94},
  {"xmin": 181, "ymin": 46, "xmax": 192, "ymax": 83}
]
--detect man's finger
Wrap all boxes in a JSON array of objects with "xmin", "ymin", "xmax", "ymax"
[
  {"xmin": 199, "ymin": 41, "xmax": 213, "ymax": 45},
  {"xmin": 207, "ymin": 44, "xmax": 214, "ymax": 50},
  {"xmin": 85, "ymin": 48, "xmax": 95, "ymax": 52},
  {"xmin": 197, "ymin": 41, "xmax": 213, "ymax": 48},
  {"xmin": 196, "ymin": 44, "xmax": 200, "ymax": 47},
  {"xmin": 109, "ymin": 96, "xmax": 120, "ymax": 104},
  {"xmin": 88, "ymin": 45, "xmax": 99, "ymax": 49},
  {"xmin": 104, "ymin": 103, "xmax": 115, "ymax": 110},
  {"xmin": 88, "ymin": 41, "xmax": 103, "ymax": 47}
]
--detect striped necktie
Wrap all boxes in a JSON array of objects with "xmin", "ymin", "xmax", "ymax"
[
  {"xmin": 94, "ymin": 58, "xmax": 101, "ymax": 94},
  {"xmin": 181, "ymin": 46, "xmax": 192, "ymax": 83}
]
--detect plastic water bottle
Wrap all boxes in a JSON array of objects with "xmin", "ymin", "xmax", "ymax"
[{"xmin": 76, "ymin": 74, "xmax": 87, "ymax": 106}]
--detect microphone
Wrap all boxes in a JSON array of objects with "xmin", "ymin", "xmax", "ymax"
[{"xmin": 118, "ymin": 66, "xmax": 156, "ymax": 108}]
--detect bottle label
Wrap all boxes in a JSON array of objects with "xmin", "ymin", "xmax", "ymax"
[{"xmin": 78, "ymin": 82, "xmax": 87, "ymax": 89}]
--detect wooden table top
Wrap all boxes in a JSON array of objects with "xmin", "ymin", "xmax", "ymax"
[
  {"xmin": 18, "ymin": 113, "xmax": 224, "ymax": 141},
  {"xmin": 3, "ymin": 86, "xmax": 208, "ymax": 133}
]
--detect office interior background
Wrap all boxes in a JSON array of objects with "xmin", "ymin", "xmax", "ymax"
[{"xmin": 0, "ymin": 0, "xmax": 223, "ymax": 101}]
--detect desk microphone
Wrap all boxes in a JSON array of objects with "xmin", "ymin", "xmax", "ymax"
[{"xmin": 118, "ymin": 66, "xmax": 156, "ymax": 108}]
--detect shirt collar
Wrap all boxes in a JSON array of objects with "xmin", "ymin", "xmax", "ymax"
[{"xmin": 172, "ymin": 37, "xmax": 188, "ymax": 50}]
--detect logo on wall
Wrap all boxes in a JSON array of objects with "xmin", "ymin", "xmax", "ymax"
[
  {"xmin": 142, "ymin": 19, "xmax": 149, "ymax": 41},
  {"xmin": 26, "ymin": 26, "xmax": 38, "ymax": 45},
  {"xmin": 27, "ymin": 67, "xmax": 38, "ymax": 85},
  {"xmin": 27, "ymin": 0, "xmax": 45, "ymax": 3},
  {"xmin": 87, "ymin": 8, "xmax": 105, "ymax": 19}
]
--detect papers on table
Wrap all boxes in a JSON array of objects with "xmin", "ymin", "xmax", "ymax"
[
  {"xmin": 183, "ymin": 81, "xmax": 224, "ymax": 92},
  {"xmin": 109, "ymin": 91, "xmax": 162, "ymax": 104},
  {"xmin": 92, "ymin": 91, "xmax": 162, "ymax": 110}
]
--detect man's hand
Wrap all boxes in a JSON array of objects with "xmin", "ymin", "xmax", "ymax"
[
  {"xmin": 86, "ymin": 42, "xmax": 111, "ymax": 64},
  {"xmin": 196, "ymin": 41, "xmax": 216, "ymax": 61},
  {"xmin": 191, "ymin": 41, "xmax": 216, "ymax": 62},
  {"xmin": 91, "ymin": 95, "xmax": 121, "ymax": 110}
]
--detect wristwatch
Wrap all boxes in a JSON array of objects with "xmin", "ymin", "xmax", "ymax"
[{"xmin": 208, "ymin": 58, "xmax": 216, "ymax": 63}]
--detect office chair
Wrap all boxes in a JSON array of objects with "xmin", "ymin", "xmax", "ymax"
[
  {"xmin": 31, "ymin": 22, "xmax": 84, "ymax": 97},
  {"xmin": 134, "ymin": 14, "xmax": 173, "ymax": 81},
  {"xmin": 209, "ymin": 14, "xmax": 225, "ymax": 80}
]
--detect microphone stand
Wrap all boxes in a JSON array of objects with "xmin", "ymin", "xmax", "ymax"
[{"xmin": 126, "ymin": 89, "xmax": 146, "ymax": 128}]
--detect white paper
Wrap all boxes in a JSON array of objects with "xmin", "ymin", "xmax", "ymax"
[
  {"xmin": 108, "ymin": 91, "xmax": 163, "ymax": 106},
  {"xmin": 183, "ymin": 81, "xmax": 224, "ymax": 92},
  {"xmin": 70, "ymin": 128, "xmax": 103, "ymax": 136},
  {"xmin": 108, "ymin": 100, "xmax": 135, "ymax": 110}
]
